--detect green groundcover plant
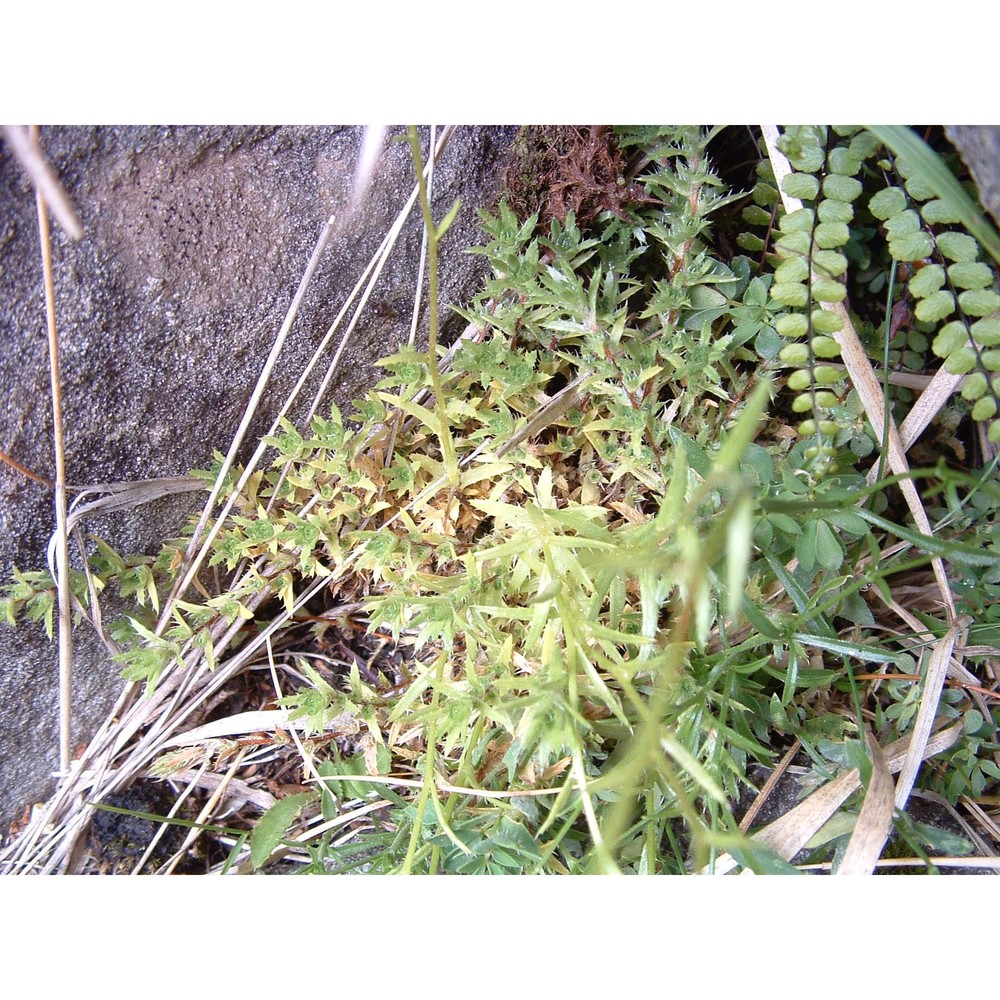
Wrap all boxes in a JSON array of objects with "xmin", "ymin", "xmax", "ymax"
[{"xmin": 3, "ymin": 125, "xmax": 998, "ymax": 874}]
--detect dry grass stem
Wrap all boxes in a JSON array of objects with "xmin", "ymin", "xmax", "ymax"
[
  {"xmin": 894, "ymin": 615, "xmax": 972, "ymax": 811},
  {"xmin": 32, "ymin": 124, "xmax": 74, "ymax": 775},
  {"xmin": 3, "ymin": 125, "xmax": 83, "ymax": 240},
  {"xmin": 836, "ymin": 729, "xmax": 895, "ymax": 875},
  {"xmin": 158, "ymin": 213, "xmax": 340, "ymax": 630},
  {"xmin": 705, "ymin": 719, "xmax": 964, "ymax": 874},
  {"xmin": 738, "ymin": 738, "xmax": 801, "ymax": 833},
  {"xmin": 802, "ymin": 856, "xmax": 1000, "ymax": 872},
  {"xmin": 159, "ymin": 751, "xmax": 246, "ymax": 875}
]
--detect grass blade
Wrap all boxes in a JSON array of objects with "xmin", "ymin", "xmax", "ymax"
[{"xmin": 865, "ymin": 125, "xmax": 1000, "ymax": 266}]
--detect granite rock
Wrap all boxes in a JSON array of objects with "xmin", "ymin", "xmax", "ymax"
[
  {"xmin": 0, "ymin": 125, "xmax": 516, "ymax": 832},
  {"xmin": 947, "ymin": 125, "xmax": 1000, "ymax": 229}
]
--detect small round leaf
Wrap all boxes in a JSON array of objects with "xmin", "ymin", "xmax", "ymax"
[
  {"xmin": 920, "ymin": 199, "xmax": 961, "ymax": 225},
  {"xmin": 827, "ymin": 146, "xmax": 863, "ymax": 176},
  {"xmin": 947, "ymin": 262, "xmax": 994, "ymax": 290},
  {"xmin": 787, "ymin": 370, "xmax": 812, "ymax": 391},
  {"xmin": 782, "ymin": 173, "xmax": 820, "ymax": 200},
  {"xmin": 823, "ymin": 174, "xmax": 863, "ymax": 200},
  {"xmin": 903, "ymin": 172, "xmax": 936, "ymax": 203},
  {"xmin": 753, "ymin": 182, "xmax": 778, "ymax": 207},
  {"xmin": 818, "ymin": 199, "xmax": 854, "ymax": 224},
  {"xmin": 914, "ymin": 290, "xmax": 955, "ymax": 323},
  {"xmin": 889, "ymin": 231, "xmax": 934, "ymax": 262},
  {"xmin": 961, "ymin": 372, "xmax": 987, "ymax": 401},
  {"xmin": 776, "ymin": 314, "xmax": 809, "ymax": 338},
  {"xmin": 811, "ymin": 308, "xmax": 844, "ymax": 334},
  {"xmin": 869, "ymin": 187, "xmax": 907, "ymax": 220},
  {"xmin": 743, "ymin": 205, "xmax": 773, "ymax": 227},
  {"xmin": 770, "ymin": 282, "xmax": 809, "ymax": 307},
  {"xmin": 958, "ymin": 289, "xmax": 1000, "ymax": 316},
  {"xmin": 972, "ymin": 317, "xmax": 1000, "ymax": 347},
  {"xmin": 779, "ymin": 208, "xmax": 815, "ymax": 234},
  {"xmin": 812, "ymin": 250, "xmax": 848, "ymax": 277},
  {"xmin": 972, "ymin": 397, "xmax": 998, "ymax": 421},
  {"xmin": 933, "ymin": 320, "xmax": 969, "ymax": 357},
  {"xmin": 813, "ymin": 278, "xmax": 847, "ymax": 303},
  {"xmin": 944, "ymin": 346, "xmax": 977, "ymax": 375},
  {"xmin": 936, "ymin": 231, "xmax": 979, "ymax": 263},
  {"xmin": 775, "ymin": 257, "xmax": 810, "ymax": 283},
  {"xmin": 849, "ymin": 132, "xmax": 881, "ymax": 160},
  {"xmin": 815, "ymin": 223, "xmax": 850, "ymax": 249},
  {"xmin": 780, "ymin": 343, "xmax": 810, "ymax": 366},
  {"xmin": 777, "ymin": 233, "xmax": 810, "ymax": 256},
  {"xmin": 908, "ymin": 264, "xmax": 945, "ymax": 298},
  {"xmin": 812, "ymin": 335, "xmax": 841, "ymax": 358},
  {"xmin": 884, "ymin": 209, "xmax": 921, "ymax": 237}
]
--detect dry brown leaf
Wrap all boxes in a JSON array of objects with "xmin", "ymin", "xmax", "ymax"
[
  {"xmin": 836, "ymin": 730, "xmax": 895, "ymax": 875},
  {"xmin": 608, "ymin": 501, "xmax": 648, "ymax": 526},
  {"xmin": 894, "ymin": 615, "xmax": 973, "ymax": 811},
  {"xmin": 703, "ymin": 719, "xmax": 963, "ymax": 874}
]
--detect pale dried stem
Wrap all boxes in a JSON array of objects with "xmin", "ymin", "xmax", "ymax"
[
  {"xmin": 3, "ymin": 125, "xmax": 83, "ymax": 240},
  {"xmin": 893, "ymin": 615, "xmax": 971, "ymax": 811},
  {"xmin": 704, "ymin": 718, "xmax": 964, "ymax": 874},
  {"xmin": 32, "ymin": 124, "xmax": 74, "ymax": 776},
  {"xmin": 157, "ymin": 214, "xmax": 339, "ymax": 633},
  {"xmin": 738, "ymin": 738, "xmax": 800, "ymax": 833},
  {"xmin": 836, "ymin": 728, "xmax": 894, "ymax": 875},
  {"xmin": 158, "ymin": 751, "xmax": 247, "ymax": 875}
]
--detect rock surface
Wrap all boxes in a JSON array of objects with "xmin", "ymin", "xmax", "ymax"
[
  {"xmin": 947, "ymin": 125, "xmax": 1000, "ymax": 229},
  {"xmin": 0, "ymin": 125, "xmax": 516, "ymax": 833}
]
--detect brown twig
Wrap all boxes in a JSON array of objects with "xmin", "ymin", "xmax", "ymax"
[{"xmin": 0, "ymin": 446, "xmax": 56, "ymax": 488}]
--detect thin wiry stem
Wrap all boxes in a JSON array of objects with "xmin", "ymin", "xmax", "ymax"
[
  {"xmin": 156, "ymin": 214, "xmax": 339, "ymax": 634},
  {"xmin": 32, "ymin": 125, "xmax": 74, "ymax": 775}
]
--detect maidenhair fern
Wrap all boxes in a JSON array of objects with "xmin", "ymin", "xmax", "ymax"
[
  {"xmin": 745, "ymin": 125, "xmax": 1000, "ymax": 470},
  {"xmin": 768, "ymin": 127, "xmax": 869, "ymax": 475}
]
